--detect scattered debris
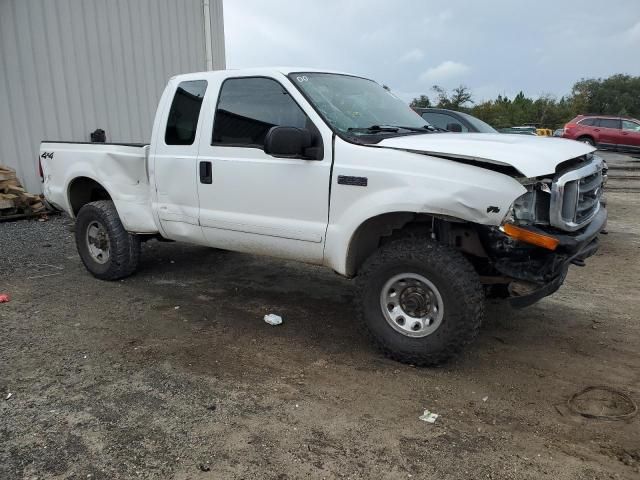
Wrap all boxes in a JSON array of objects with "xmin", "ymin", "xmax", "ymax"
[
  {"xmin": 0, "ymin": 165, "xmax": 47, "ymax": 218},
  {"xmin": 567, "ymin": 385, "xmax": 638, "ymax": 420},
  {"xmin": 206, "ymin": 404, "xmax": 217, "ymax": 411},
  {"xmin": 198, "ymin": 464, "xmax": 211, "ymax": 472},
  {"xmin": 419, "ymin": 409, "xmax": 439, "ymax": 423},
  {"xmin": 482, "ymin": 396, "xmax": 489, "ymax": 402},
  {"xmin": 264, "ymin": 313, "xmax": 283, "ymax": 326},
  {"xmin": 174, "ymin": 306, "xmax": 180, "ymax": 310},
  {"xmin": 26, "ymin": 272, "xmax": 62, "ymax": 280},
  {"xmin": 553, "ymin": 403, "xmax": 567, "ymax": 417},
  {"xmin": 5, "ymin": 392, "xmax": 12, "ymax": 400},
  {"xmin": 0, "ymin": 294, "xmax": 9, "ymax": 303}
]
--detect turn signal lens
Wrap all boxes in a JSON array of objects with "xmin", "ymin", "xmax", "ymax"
[{"xmin": 501, "ymin": 224, "xmax": 559, "ymax": 251}]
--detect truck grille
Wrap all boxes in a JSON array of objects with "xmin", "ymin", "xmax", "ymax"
[{"xmin": 550, "ymin": 157, "xmax": 604, "ymax": 232}]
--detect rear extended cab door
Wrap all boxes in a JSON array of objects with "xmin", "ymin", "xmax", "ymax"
[
  {"xmin": 194, "ymin": 73, "xmax": 334, "ymax": 264},
  {"xmin": 150, "ymin": 78, "xmax": 209, "ymax": 243}
]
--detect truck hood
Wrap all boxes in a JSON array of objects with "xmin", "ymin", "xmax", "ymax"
[{"xmin": 378, "ymin": 133, "xmax": 596, "ymax": 177}]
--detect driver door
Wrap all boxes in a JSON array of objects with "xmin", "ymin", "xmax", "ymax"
[{"xmin": 196, "ymin": 76, "xmax": 332, "ymax": 264}]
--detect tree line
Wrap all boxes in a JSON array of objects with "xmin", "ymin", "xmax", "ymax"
[{"xmin": 409, "ymin": 74, "xmax": 640, "ymax": 129}]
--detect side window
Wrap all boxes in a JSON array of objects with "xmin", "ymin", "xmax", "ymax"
[
  {"xmin": 165, "ymin": 80, "xmax": 207, "ymax": 145},
  {"xmin": 213, "ymin": 77, "xmax": 309, "ymax": 147},
  {"xmin": 421, "ymin": 112, "xmax": 468, "ymax": 132},
  {"xmin": 598, "ymin": 118, "xmax": 621, "ymax": 129},
  {"xmin": 622, "ymin": 120, "xmax": 640, "ymax": 132},
  {"xmin": 578, "ymin": 118, "xmax": 596, "ymax": 126}
]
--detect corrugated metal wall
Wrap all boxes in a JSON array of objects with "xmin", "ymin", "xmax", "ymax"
[{"xmin": 0, "ymin": 0, "xmax": 225, "ymax": 193}]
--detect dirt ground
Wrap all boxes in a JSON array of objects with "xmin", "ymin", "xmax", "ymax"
[{"xmin": 1, "ymin": 151, "xmax": 639, "ymax": 479}]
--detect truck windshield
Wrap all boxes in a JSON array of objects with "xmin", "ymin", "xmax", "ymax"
[{"xmin": 289, "ymin": 73, "xmax": 429, "ymax": 136}]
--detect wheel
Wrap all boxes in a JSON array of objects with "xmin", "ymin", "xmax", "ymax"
[
  {"xmin": 356, "ymin": 238, "xmax": 484, "ymax": 366},
  {"xmin": 75, "ymin": 200, "xmax": 140, "ymax": 280},
  {"xmin": 577, "ymin": 136, "xmax": 595, "ymax": 146}
]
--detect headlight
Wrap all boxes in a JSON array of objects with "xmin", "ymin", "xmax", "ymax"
[
  {"xmin": 504, "ymin": 186, "xmax": 551, "ymax": 226},
  {"xmin": 511, "ymin": 191, "xmax": 537, "ymax": 223}
]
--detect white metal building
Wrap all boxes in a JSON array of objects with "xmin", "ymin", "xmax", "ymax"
[{"xmin": 0, "ymin": 0, "xmax": 226, "ymax": 193}]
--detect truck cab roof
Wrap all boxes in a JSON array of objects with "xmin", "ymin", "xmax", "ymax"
[{"xmin": 169, "ymin": 67, "xmax": 353, "ymax": 83}]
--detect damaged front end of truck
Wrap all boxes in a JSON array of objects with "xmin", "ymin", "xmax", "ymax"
[{"xmin": 478, "ymin": 153, "xmax": 607, "ymax": 306}]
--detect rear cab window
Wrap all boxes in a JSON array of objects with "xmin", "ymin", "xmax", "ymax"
[{"xmin": 165, "ymin": 80, "xmax": 208, "ymax": 145}]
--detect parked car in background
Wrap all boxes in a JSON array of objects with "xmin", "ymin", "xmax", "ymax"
[
  {"xmin": 553, "ymin": 128, "xmax": 564, "ymax": 137},
  {"xmin": 563, "ymin": 115, "xmax": 640, "ymax": 152},
  {"xmin": 414, "ymin": 108, "xmax": 498, "ymax": 133}
]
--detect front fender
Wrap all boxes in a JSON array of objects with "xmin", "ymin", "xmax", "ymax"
[{"xmin": 323, "ymin": 139, "xmax": 527, "ymax": 275}]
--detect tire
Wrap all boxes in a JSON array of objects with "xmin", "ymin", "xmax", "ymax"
[
  {"xmin": 356, "ymin": 238, "xmax": 484, "ymax": 366},
  {"xmin": 75, "ymin": 200, "xmax": 140, "ymax": 280},
  {"xmin": 577, "ymin": 136, "xmax": 595, "ymax": 147}
]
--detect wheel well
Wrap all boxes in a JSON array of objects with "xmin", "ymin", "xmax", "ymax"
[
  {"xmin": 345, "ymin": 212, "xmax": 488, "ymax": 277},
  {"xmin": 68, "ymin": 177, "xmax": 112, "ymax": 216},
  {"xmin": 577, "ymin": 135, "xmax": 594, "ymax": 142}
]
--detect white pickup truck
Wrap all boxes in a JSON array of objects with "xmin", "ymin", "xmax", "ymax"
[{"xmin": 40, "ymin": 67, "xmax": 607, "ymax": 365}]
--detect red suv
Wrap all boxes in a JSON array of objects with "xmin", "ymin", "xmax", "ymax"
[{"xmin": 563, "ymin": 115, "xmax": 640, "ymax": 152}]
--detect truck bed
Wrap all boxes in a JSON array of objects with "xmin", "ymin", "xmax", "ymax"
[{"xmin": 40, "ymin": 141, "xmax": 158, "ymax": 233}]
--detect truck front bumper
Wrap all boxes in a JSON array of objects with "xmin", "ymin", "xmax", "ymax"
[{"xmin": 493, "ymin": 207, "xmax": 607, "ymax": 308}]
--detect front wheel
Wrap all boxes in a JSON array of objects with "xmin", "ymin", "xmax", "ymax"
[
  {"xmin": 75, "ymin": 200, "xmax": 140, "ymax": 280},
  {"xmin": 356, "ymin": 238, "xmax": 484, "ymax": 366}
]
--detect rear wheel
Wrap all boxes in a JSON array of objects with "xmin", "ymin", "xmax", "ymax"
[
  {"xmin": 75, "ymin": 200, "xmax": 140, "ymax": 280},
  {"xmin": 577, "ymin": 136, "xmax": 595, "ymax": 146},
  {"xmin": 356, "ymin": 238, "xmax": 484, "ymax": 366}
]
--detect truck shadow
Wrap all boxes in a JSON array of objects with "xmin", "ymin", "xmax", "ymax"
[{"xmin": 120, "ymin": 239, "xmax": 592, "ymax": 371}]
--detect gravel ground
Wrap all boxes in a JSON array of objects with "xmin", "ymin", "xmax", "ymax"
[
  {"xmin": 1, "ymin": 151, "xmax": 638, "ymax": 479},
  {"xmin": 0, "ymin": 215, "xmax": 75, "ymax": 278}
]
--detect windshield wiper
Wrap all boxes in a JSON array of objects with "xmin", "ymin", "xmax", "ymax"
[
  {"xmin": 347, "ymin": 124, "xmax": 443, "ymax": 134},
  {"xmin": 347, "ymin": 125, "xmax": 400, "ymax": 133}
]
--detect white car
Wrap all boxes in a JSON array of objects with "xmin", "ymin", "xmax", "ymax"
[{"xmin": 40, "ymin": 68, "xmax": 606, "ymax": 365}]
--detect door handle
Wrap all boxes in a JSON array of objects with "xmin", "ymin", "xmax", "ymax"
[{"xmin": 199, "ymin": 161, "xmax": 212, "ymax": 184}]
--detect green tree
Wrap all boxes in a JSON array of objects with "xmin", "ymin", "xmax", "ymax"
[
  {"xmin": 410, "ymin": 94, "xmax": 431, "ymax": 108},
  {"xmin": 450, "ymin": 85, "xmax": 473, "ymax": 109},
  {"xmin": 570, "ymin": 74, "xmax": 640, "ymax": 117},
  {"xmin": 431, "ymin": 85, "xmax": 473, "ymax": 109},
  {"xmin": 410, "ymin": 73, "xmax": 640, "ymax": 130}
]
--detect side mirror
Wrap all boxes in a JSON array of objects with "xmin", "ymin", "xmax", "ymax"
[
  {"xmin": 264, "ymin": 126, "xmax": 313, "ymax": 158},
  {"xmin": 446, "ymin": 123, "xmax": 463, "ymax": 133}
]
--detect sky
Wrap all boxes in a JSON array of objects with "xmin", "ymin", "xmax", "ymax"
[{"xmin": 223, "ymin": 0, "xmax": 640, "ymax": 103}]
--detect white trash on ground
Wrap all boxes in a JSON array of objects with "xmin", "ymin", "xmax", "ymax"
[
  {"xmin": 419, "ymin": 409, "xmax": 439, "ymax": 423},
  {"xmin": 264, "ymin": 314, "xmax": 283, "ymax": 326}
]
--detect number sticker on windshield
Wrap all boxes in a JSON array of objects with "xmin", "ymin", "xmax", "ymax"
[{"xmin": 296, "ymin": 76, "xmax": 308, "ymax": 82}]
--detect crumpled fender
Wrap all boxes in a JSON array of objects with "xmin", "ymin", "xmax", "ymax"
[{"xmin": 323, "ymin": 138, "xmax": 526, "ymax": 275}]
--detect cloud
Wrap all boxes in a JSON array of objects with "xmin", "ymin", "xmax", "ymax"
[
  {"xmin": 419, "ymin": 61, "xmax": 470, "ymax": 83},
  {"xmin": 398, "ymin": 48, "xmax": 424, "ymax": 63},
  {"xmin": 223, "ymin": 0, "xmax": 640, "ymax": 100},
  {"xmin": 625, "ymin": 20, "xmax": 640, "ymax": 43}
]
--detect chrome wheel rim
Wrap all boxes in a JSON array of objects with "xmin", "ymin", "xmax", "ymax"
[
  {"xmin": 86, "ymin": 221, "xmax": 110, "ymax": 264},
  {"xmin": 380, "ymin": 273, "xmax": 444, "ymax": 338}
]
